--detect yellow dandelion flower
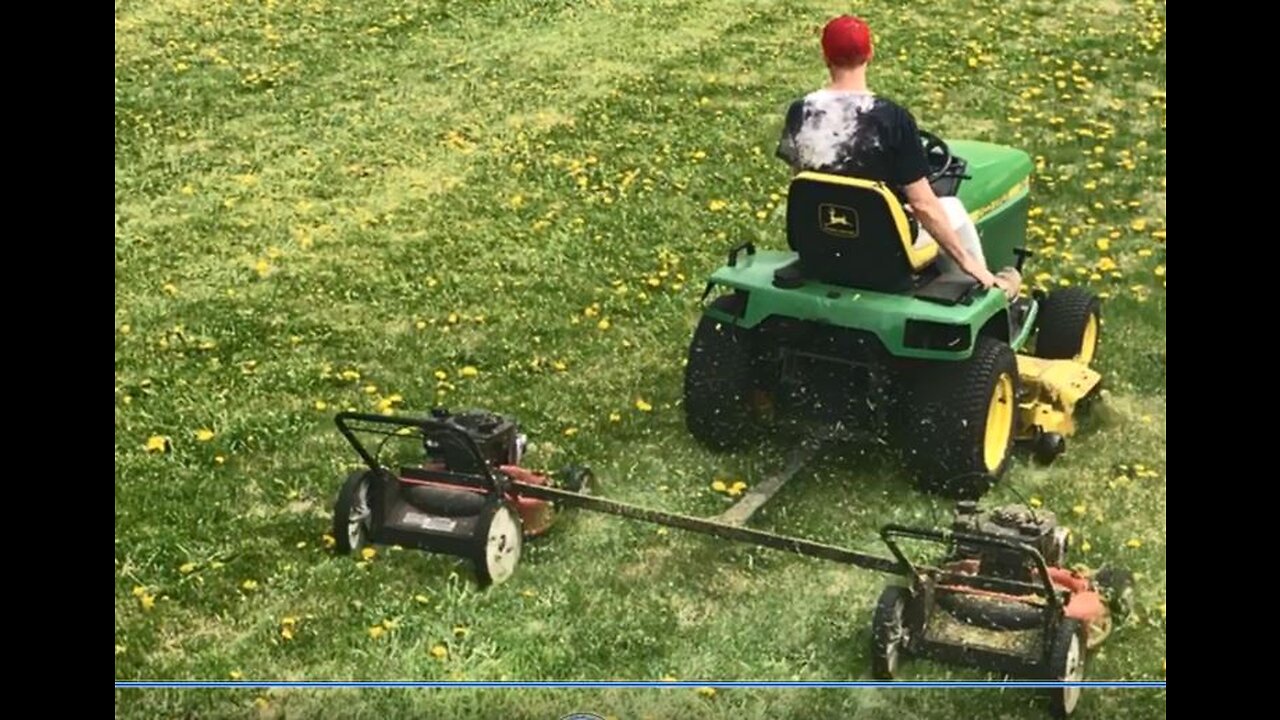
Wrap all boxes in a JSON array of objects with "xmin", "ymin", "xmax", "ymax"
[
  {"xmin": 229, "ymin": 670, "xmax": 243, "ymax": 680},
  {"xmin": 460, "ymin": 366, "xmax": 479, "ymax": 378},
  {"xmin": 1126, "ymin": 538, "xmax": 1142, "ymax": 548},
  {"xmin": 1029, "ymin": 497, "xmax": 1043, "ymax": 508},
  {"xmin": 430, "ymin": 644, "xmax": 448, "ymax": 659},
  {"xmin": 609, "ymin": 412, "xmax": 621, "ymax": 422},
  {"xmin": 696, "ymin": 687, "xmax": 716, "ymax": 698},
  {"xmin": 564, "ymin": 427, "xmax": 579, "ymax": 437},
  {"xmin": 368, "ymin": 625, "xmax": 385, "ymax": 640},
  {"xmin": 635, "ymin": 398, "xmax": 653, "ymax": 412},
  {"xmin": 242, "ymin": 579, "xmax": 258, "ymax": 591},
  {"xmin": 195, "ymin": 428, "xmax": 215, "ymax": 442},
  {"xmin": 322, "ymin": 534, "xmax": 336, "ymax": 549},
  {"xmin": 708, "ymin": 199, "xmax": 728, "ymax": 212},
  {"xmin": 144, "ymin": 435, "xmax": 170, "ymax": 454},
  {"xmin": 597, "ymin": 318, "xmax": 611, "ymax": 331},
  {"xmin": 314, "ymin": 400, "xmax": 328, "ymax": 411},
  {"xmin": 179, "ymin": 562, "xmax": 197, "ymax": 574},
  {"xmin": 360, "ymin": 547, "xmax": 377, "ymax": 560},
  {"xmin": 414, "ymin": 594, "xmax": 431, "ymax": 604}
]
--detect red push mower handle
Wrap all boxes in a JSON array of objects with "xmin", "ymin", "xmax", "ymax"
[
  {"xmin": 334, "ymin": 411, "xmax": 505, "ymax": 494},
  {"xmin": 880, "ymin": 524, "xmax": 1065, "ymax": 611}
]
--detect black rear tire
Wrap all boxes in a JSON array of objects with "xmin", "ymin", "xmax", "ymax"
[
  {"xmin": 897, "ymin": 337, "xmax": 1019, "ymax": 499},
  {"xmin": 683, "ymin": 298, "xmax": 759, "ymax": 451}
]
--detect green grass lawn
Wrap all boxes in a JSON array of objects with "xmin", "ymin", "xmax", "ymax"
[{"xmin": 115, "ymin": 0, "xmax": 1165, "ymax": 717}]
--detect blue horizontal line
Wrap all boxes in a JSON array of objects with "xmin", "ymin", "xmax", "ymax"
[{"xmin": 116, "ymin": 681, "xmax": 1166, "ymax": 689}]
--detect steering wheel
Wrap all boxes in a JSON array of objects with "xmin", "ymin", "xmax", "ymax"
[{"xmin": 919, "ymin": 130, "xmax": 954, "ymax": 183}]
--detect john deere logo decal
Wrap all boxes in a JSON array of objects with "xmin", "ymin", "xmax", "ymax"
[{"xmin": 819, "ymin": 203, "xmax": 859, "ymax": 238}]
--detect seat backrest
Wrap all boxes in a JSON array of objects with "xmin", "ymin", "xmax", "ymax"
[{"xmin": 786, "ymin": 172, "xmax": 938, "ymax": 293}]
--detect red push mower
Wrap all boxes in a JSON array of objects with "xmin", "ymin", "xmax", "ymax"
[
  {"xmin": 330, "ymin": 408, "xmax": 1132, "ymax": 716},
  {"xmin": 332, "ymin": 409, "xmax": 592, "ymax": 586},
  {"xmin": 875, "ymin": 502, "xmax": 1134, "ymax": 718}
]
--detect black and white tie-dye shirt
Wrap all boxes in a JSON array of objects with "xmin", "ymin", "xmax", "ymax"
[{"xmin": 775, "ymin": 89, "xmax": 930, "ymax": 205}]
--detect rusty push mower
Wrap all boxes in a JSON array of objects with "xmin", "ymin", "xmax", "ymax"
[{"xmin": 331, "ymin": 408, "xmax": 1130, "ymax": 716}]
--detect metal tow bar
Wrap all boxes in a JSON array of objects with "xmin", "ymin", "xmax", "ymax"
[{"xmin": 509, "ymin": 480, "xmax": 902, "ymax": 575}]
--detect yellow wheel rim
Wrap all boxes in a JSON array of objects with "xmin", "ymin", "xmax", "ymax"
[
  {"xmin": 983, "ymin": 373, "xmax": 1014, "ymax": 472},
  {"xmin": 1075, "ymin": 314, "xmax": 1099, "ymax": 365}
]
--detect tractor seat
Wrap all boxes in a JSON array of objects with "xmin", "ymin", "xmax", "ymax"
[
  {"xmin": 783, "ymin": 172, "xmax": 940, "ymax": 294},
  {"xmin": 400, "ymin": 481, "xmax": 489, "ymax": 517}
]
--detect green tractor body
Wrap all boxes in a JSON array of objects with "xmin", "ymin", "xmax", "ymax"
[{"xmin": 684, "ymin": 136, "xmax": 1101, "ymax": 498}]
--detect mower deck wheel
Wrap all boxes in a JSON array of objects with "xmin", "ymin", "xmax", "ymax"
[
  {"xmin": 1047, "ymin": 618, "xmax": 1087, "ymax": 718},
  {"xmin": 870, "ymin": 584, "xmax": 912, "ymax": 679},
  {"xmin": 473, "ymin": 502, "xmax": 523, "ymax": 588},
  {"xmin": 333, "ymin": 470, "xmax": 374, "ymax": 555}
]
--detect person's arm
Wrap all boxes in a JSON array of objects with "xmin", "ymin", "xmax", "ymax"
[
  {"xmin": 903, "ymin": 178, "xmax": 996, "ymax": 287},
  {"xmin": 775, "ymin": 100, "xmax": 805, "ymax": 174},
  {"xmin": 891, "ymin": 106, "xmax": 996, "ymax": 288}
]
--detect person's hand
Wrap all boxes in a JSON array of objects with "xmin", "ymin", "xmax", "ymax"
[{"xmin": 970, "ymin": 267, "xmax": 997, "ymax": 289}]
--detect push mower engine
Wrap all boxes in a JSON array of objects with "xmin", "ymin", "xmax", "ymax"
[
  {"xmin": 949, "ymin": 501, "xmax": 1071, "ymax": 579},
  {"xmin": 422, "ymin": 408, "xmax": 527, "ymax": 469}
]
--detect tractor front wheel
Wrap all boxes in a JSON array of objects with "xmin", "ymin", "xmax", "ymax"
[
  {"xmin": 683, "ymin": 299, "xmax": 759, "ymax": 451},
  {"xmin": 1034, "ymin": 288, "xmax": 1102, "ymax": 366}
]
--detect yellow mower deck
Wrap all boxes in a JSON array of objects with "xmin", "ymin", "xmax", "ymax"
[{"xmin": 1014, "ymin": 355, "xmax": 1101, "ymax": 439}]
